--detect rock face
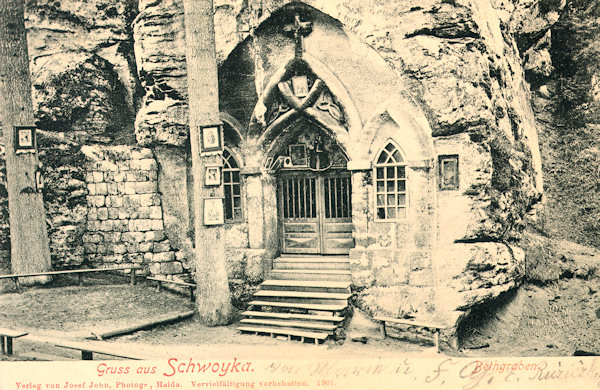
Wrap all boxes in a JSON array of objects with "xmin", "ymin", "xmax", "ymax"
[
  {"xmin": 32, "ymin": 51, "xmax": 134, "ymax": 144},
  {"xmin": 25, "ymin": 0, "xmax": 140, "ymax": 143},
  {"xmin": 133, "ymin": 0, "xmax": 543, "ymax": 239},
  {"xmin": 38, "ymin": 139, "xmax": 88, "ymax": 268},
  {"xmin": 129, "ymin": 0, "xmax": 542, "ymax": 333},
  {"xmin": 2, "ymin": 0, "xmax": 578, "ymax": 338},
  {"xmin": 132, "ymin": 0, "xmax": 188, "ymax": 146},
  {"xmin": 434, "ymin": 243, "xmax": 525, "ymax": 325}
]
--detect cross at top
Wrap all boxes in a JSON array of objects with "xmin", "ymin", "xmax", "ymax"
[{"xmin": 284, "ymin": 14, "xmax": 313, "ymax": 58}]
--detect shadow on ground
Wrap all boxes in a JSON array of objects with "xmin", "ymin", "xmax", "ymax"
[{"xmin": 0, "ymin": 274, "xmax": 436, "ymax": 361}]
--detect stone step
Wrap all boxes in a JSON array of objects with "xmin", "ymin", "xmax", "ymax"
[
  {"xmin": 260, "ymin": 279, "xmax": 351, "ymax": 293},
  {"xmin": 237, "ymin": 325, "xmax": 329, "ymax": 343},
  {"xmin": 254, "ymin": 290, "xmax": 351, "ymax": 300},
  {"xmin": 240, "ymin": 318, "xmax": 337, "ymax": 332},
  {"xmin": 241, "ymin": 311, "xmax": 344, "ymax": 323},
  {"xmin": 252, "ymin": 295, "xmax": 348, "ymax": 305},
  {"xmin": 273, "ymin": 259, "xmax": 350, "ymax": 271},
  {"xmin": 248, "ymin": 300, "xmax": 347, "ymax": 313},
  {"xmin": 276, "ymin": 256, "xmax": 350, "ymax": 262},
  {"xmin": 269, "ymin": 269, "xmax": 352, "ymax": 282},
  {"xmin": 262, "ymin": 279, "xmax": 351, "ymax": 289},
  {"xmin": 240, "ymin": 255, "xmax": 352, "ymax": 344}
]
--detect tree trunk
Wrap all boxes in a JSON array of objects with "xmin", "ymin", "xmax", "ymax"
[
  {"xmin": 182, "ymin": 0, "xmax": 233, "ymax": 325},
  {"xmin": 0, "ymin": 0, "xmax": 51, "ymax": 283}
]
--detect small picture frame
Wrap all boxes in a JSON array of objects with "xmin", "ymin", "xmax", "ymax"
[
  {"xmin": 439, "ymin": 155, "xmax": 459, "ymax": 190},
  {"xmin": 200, "ymin": 124, "xmax": 223, "ymax": 154},
  {"xmin": 204, "ymin": 165, "xmax": 221, "ymax": 186},
  {"xmin": 203, "ymin": 198, "xmax": 224, "ymax": 225},
  {"xmin": 292, "ymin": 75, "xmax": 309, "ymax": 98},
  {"xmin": 14, "ymin": 126, "xmax": 36, "ymax": 153},
  {"xmin": 288, "ymin": 144, "xmax": 307, "ymax": 167}
]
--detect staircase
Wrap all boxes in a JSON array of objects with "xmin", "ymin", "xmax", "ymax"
[{"xmin": 238, "ymin": 255, "xmax": 352, "ymax": 344}]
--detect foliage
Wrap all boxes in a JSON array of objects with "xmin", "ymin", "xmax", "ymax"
[{"xmin": 541, "ymin": 0, "xmax": 600, "ymax": 247}]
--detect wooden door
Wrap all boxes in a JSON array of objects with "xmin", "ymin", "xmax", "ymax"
[
  {"xmin": 279, "ymin": 171, "xmax": 353, "ymax": 254},
  {"xmin": 321, "ymin": 172, "xmax": 353, "ymax": 254}
]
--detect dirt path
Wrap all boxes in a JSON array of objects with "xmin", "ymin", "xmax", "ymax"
[{"xmin": 1, "ymin": 272, "xmax": 599, "ymax": 360}]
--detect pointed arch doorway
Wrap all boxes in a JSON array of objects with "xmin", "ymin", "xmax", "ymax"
[
  {"xmin": 272, "ymin": 121, "xmax": 354, "ymax": 255},
  {"xmin": 279, "ymin": 170, "xmax": 352, "ymax": 254}
]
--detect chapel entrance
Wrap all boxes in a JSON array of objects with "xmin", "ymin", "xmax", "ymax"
[{"xmin": 278, "ymin": 170, "xmax": 352, "ymax": 255}]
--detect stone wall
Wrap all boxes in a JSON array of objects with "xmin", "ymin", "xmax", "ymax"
[
  {"xmin": 81, "ymin": 146, "xmax": 187, "ymax": 280},
  {"xmin": 79, "ymin": 145, "xmax": 266, "ymax": 295},
  {"xmin": 349, "ymin": 161, "xmax": 437, "ymax": 320},
  {"xmin": 133, "ymin": 0, "xmax": 543, "ymax": 244},
  {"xmin": 38, "ymin": 139, "xmax": 88, "ymax": 269}
]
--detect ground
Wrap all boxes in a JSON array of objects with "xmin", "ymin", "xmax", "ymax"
[
  {"xmin": 0, "ymin": 273, "xmax": 428, "ymax": 361},
  {"xmin": 0, "ymin": 267, "xmax": 598, "ymax": 361},
  {"xmin": 461, "ymin": 278, "xmax": 600, "ymax": 357}
]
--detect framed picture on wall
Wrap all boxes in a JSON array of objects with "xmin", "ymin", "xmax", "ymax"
[
  {"xmin": 200, "ymin": 124, "xmax": 223, "ymax": 154},
  {"xmin": 439, "ymin": 155, "xmax": 459, "ymax": 190},
  {"xmin": 204, "ymin": 165, "xmax": 221, "ymax": 186},
  {"xmin": 288, "ymin": 144, "xmax": 307, "ymax": 167},
  {"xmin": 203, "ymin": 197, "xmax": 224, "ymax": 225},
  {"xmin": 14, "ymin": 126, "xmax": 36, "ymax": 153},
  {"xmin": 292, "ymin": 75, "xmax": 309, "ymax": 98}
]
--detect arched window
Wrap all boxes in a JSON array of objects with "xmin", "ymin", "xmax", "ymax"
[
  {"xmin": 374, "ymin": 142, "xmax": 407, "ymax": 220},
  {"xmin": 223, "ymin": 148, "xmax": 243, "ymax": 222}
]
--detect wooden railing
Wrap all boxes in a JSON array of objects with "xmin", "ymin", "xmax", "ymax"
[
  {"xmin": 0, "ymin": 265, "xmax": 143, "ymax": 288},
  {"xmin": 146, "ymin": 276, "xmax": 196, "ymax": 302}
]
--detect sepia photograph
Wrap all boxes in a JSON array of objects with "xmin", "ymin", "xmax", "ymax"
[
  {"xmin": 203, "ymin": 197, "xmax": 225, "ymax": 225},
  {"xmin": 14, "ymin": 126, "xmax": 36, "ymax": 151},
  {"xmin": 204, "ymin": 166, "xmax": 222, "ymax": 187},
  {"xmin": 200, "ymin": 125, "xmax": 223, "ymax": 154},
  {"xmin": 0, "ymin": 0, "xmax": 599, "ymax": 389}
]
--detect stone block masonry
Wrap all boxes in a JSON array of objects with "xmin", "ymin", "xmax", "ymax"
[{"xmin": 81, "ymin": 146, "xmax": 186, "ymax": 281}]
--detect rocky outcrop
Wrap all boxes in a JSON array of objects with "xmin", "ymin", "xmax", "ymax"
[
  {"xmin": 32, "ymin": 51, "xmax": 134, "ymax": 144},
  {"xmin": 25, "ymin": 0, "xmax": 140, "ymax": 143},
  {"xmin": 132, "ymin": 0, "xmax": 543, "ymax": 242},
  {"xmin": 522, "ymin": 232, "xmax": 600, "ymax": 285},
  {"xmin": 434, "ymin": 243, "xmax": 525, "ymax": 319},
  {"xmin": 132, "ymin": 0, "xmax": 188, "ymax": 146},
  {"xmin": 510, "ymin": 0, "xmax": 563, "ymax": 53}
]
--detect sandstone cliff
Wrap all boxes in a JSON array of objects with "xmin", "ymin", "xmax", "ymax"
[
  {"xmin": 0, "ymin": 0, "xmax": 597, "ymax": 330},
  {"xmin": 132, "ymin": 0, "xmax": 543, "ymax": 242}
]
